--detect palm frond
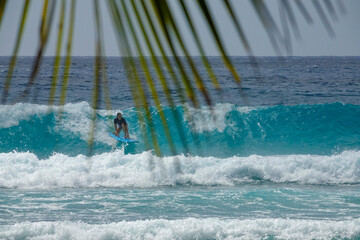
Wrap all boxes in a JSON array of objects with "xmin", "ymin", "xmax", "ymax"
[
  {"xmin": 49, "ymin": 0, "xmax": 66, "ymax": 106},
  {"xmin": 197, "ymin": 0, "xmax": 241, "ymax": 83},
  {"xmin": 0, "ymin": 0, "xmax": 8, "ymax": 31},
  {"xmin": 87, "ymin": 0, "xmax": 104, "ymax": 156},
  {"xmin": 251, "ymin": 0, "xmax": 284, "ymax": 55},
  {"xmin": 323, "ymin": 0, "xmax": 338, "ymax": 21},
  {"xmin": 2, "ymin": 0, "xmax": 30, "ymax": 104},
  {"xmin": 136, "ymin": 8, "xmax": 191, "ymax": 155},
  {"xmin": 280, "ymin": 0, "xmax": 301, "ymax": 40},
  {"xmin": 154, "ymin": 0, "xmax": 214, "ymax": 107},
  {"xmin": 139, "ymin": 0, "xmax": 188, "ymax": 107},
  {"xmin": 294, "ymin": 0, "xmax": 314, "ymax": 24},
  {"xmin": 19, "ymin": 0, "xmax": 56, "ymax": 100},
  {"xmin": 223, "ymin": 0, "xmax": 259, "ymax": 71},
  {"xmin": 149, "ymin": 0, "xmax": 200, "ymax": 107},
  {"xmin": 0, "ymin": 0, "xmax": 346, "ymax": 157},
  {"xmin": 59, "ymin": 0, "xmax": 76, "ymax": 108},
  {"xmin": 179, "ymin": 0, "xmax": 220, "ymax": 91},
  {"xmin": 138, "ymin": 0, "xmax": 199, "ymax": 154},
  {"xmin": 335, "ymin": 0, "xmax": 346, "ymax": 15},
  {"xmin": 108, "ymin": 0, "xmax": 161, "ymax": 155},
  {"xmin": 121, "ymin": 0, "xmax": 177, "ymax": 155},
  {"xmin": 312, "ymin": 0, "xmax": 335, "ymax": 37},
  {"xmin": 223, "ymin": 0, "xmax": 253, "ymax": 56}
]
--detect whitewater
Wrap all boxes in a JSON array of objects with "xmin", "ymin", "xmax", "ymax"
[{"xmin": 1, "ymin": 56, "xmax": 360, "ymax": 239}]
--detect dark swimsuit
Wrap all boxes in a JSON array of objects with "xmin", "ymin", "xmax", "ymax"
[{"xmin": 114, "ymin": 117, "xmax": 127, "ymax": 129}]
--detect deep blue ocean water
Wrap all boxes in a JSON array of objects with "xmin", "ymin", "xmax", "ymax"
[{"xmin": 0, "ymin": 56, "xmax": 359, "ymax": 239}]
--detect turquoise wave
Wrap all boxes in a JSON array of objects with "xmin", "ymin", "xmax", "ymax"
[{"xmin": 0, "ymin": 102, "xmax": 359, "ymax": 158}]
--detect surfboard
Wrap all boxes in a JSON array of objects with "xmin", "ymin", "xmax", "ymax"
[{"xmin": 108, "ymin": 132, "xmax": 139, "ymax": 143}]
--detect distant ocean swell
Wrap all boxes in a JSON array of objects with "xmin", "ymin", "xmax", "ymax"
[
  {"xmin": 1, "ymin": 218, "xmax": 359, "ymax": 240},
  {"xmin": 0, "ymin": 102, "xmax": 359, "ymax": 157}
]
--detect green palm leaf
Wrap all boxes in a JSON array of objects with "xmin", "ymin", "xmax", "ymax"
[
  {"xmin": 0, "ymin": 0, "xmax": 7, "ymax": 28},
  {"xmin": 197, "ymin": 0, "xmax": 241, "ymax": 83},
  {"xmin": 179, "ymin": 0, "xmax": 220, "ymax": 90},
  {"xmin": 59, "ymin": 0, "xmax": 76, "ymax": 109},
  {"xmin": 49, "ymin": 0, "xmax": 66, "ymax": 107},
  {"xmin": 0, "ymin": 0, "xmax": 344, "ymax": 157},
  {"xmin": 19, "ymin": 0, "xmax": 56, "ymax": 100},
  {"xmin": 2, "ymin": 0, "xmax": 30, "ymax": 104}
]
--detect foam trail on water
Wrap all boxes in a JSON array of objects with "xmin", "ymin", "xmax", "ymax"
[
  {"xmin": 0, "ymin": 218, "xmax": 359, "ymax": 240},
  {"xmin": 1, "ymin": 150, "xmax": 359, "ymax": 189}
]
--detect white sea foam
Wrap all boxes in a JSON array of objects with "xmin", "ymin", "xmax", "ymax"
[
  {"xmin": 186, "ymin": 103, "xmax": 258, "ymax": 133},
  {"xmin": 0, "ymin": 218, "xmax": 359, "ymax": 240},
  {"xmin": 53, "ymin": 102, "xmax": 115, "ymax": 144},
  {"xmin": 0, "ymin": 102, "xmax": 137, "ymax": 144},
  {"xmin": 0, "ymin": 150, "xmax": 359, "ymax": 189},
  {"xmin": 0, "ymin": 103, "xmax": 49, "ymax": 128}
]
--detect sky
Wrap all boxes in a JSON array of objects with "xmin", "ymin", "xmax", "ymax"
[{"xmin": 0, "ymin": 0, "xmax": 359, "ymax": 57}]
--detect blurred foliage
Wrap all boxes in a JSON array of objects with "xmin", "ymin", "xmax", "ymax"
[{"xmin": 0, "ymin": 0, "xmax": 343, "ymax": 156}]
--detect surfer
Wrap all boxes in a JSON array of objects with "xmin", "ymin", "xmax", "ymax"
[{"xmin": 113, "ymin": 112, "xmax": 130, "ymax": 139}]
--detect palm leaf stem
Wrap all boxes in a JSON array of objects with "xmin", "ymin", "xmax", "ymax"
[
  {"xmin": 40, "ymin": 0, "xmax": 49, "ymax": 38},
  {"xmin": 121, "ymin": 0, "xmax": 178, "ymax": 156},
  {"xmin": 294, "ymin": 0, "xmax": 313, "ymax": 24},
  {"xmin": 281, "ymin": 0, "xmax": 301, "ymax": 40},
  {"xmin": 18, "ymin": 0, "xmax": 56, "ymax": 101},
  {"xmin": 132, "ymin": 0, "xmax": 190, "ymax": 154},
  {"xmin": 140, "ymin": 0, "xmax": 188, "ymax": 107},
  {"xmin": 109, "ymin": 0, "xmax": 161, "ymax": 156},
  {"xmin": 179, "ymin": 0, "xmax": 220, "ymax": 91},
  {"xmin": 323, "ymin": 0, "xmax": 338, "ymax": 21},
  {"xmin": 116, "ymin": 1, "xmax": 161, "ymax": 157},
  {"xmin": 2, "ymin": 0, "xmax": 30, "ymax": 104},
  {"xmin": 149, "ymin": 0, "xmax": 207, "ymax": 155},
  {"xmin": 154, "ymin": 0, "xmax": 212, "ymax": 107},
  {"xmin": 223, "ymin": 0, "xmax": 259, "ymax": 74},
  {"xmin": 311, "ymin": 0, "xmax": 335, "ymax": 37},
  {"xmin": 107, "ymin": 0, "xmax": 150, "ymax": 151},
  {"xmin": 197, "ymin": 0, "xmax": 241, "ymax": 83},
  {"xmin": 48, "ymin": 0, "xmax": 66, "ymax": 106},
  {"xmin": 150, "ymin": 0, "xmax": 199, "ymax": 107},
  {"xmin": 279, "ymin": 2, "xmax": 292, "ymax": 54},
  {"xmin": 223, "ymin": 0, "xmax": 254, "ymax": 56},
  {"xmin": 0, "ymin": 0, "xmax": 7, "ymax": 32},
  {"xmin": 140, "ymin": 0, "xmax": 203, "ymax": 155},
  {"xmin": 59, "ymin": 0, "xmax": 76, "ymax": 110},
  {"xmin": 335, "ymin": 0, "xmax": 346, "ymax": 15},
  {"xmin": 251, "ymin": 0, "xmax": 283, "ymax": 55},
  {"xmin": 87, "ymin": 0, "xmax": 104, "ymax": 156}
]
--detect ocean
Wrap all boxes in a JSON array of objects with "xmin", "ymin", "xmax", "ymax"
[{"xmin": 0, "ymin": 56, "xmax": 359, "ymax": 239}]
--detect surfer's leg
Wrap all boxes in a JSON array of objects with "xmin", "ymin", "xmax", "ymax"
[
  {"xmin": 122, "ymin": 124, "xmax": 129, "ymax": 139},
  {"xmin": 115, "ymin": 128, "xmax": 121, "ymax": 137}
]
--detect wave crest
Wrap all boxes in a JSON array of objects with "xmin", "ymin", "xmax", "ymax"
[
  {"xmin": 1, "ymin": 150, "xmax": 359, "ymax": 189},
  {"xmin": 1, "ymin": 102, "xmax": 360, "ymax": 158},
  {"xmin": 1, "ymin": 218, "xmax": 359, "ymax": 240}
]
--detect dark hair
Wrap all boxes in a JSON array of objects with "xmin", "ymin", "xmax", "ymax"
[{"xmin": 117, "ymin": 112, "xmax": 122, "ymax": 117}]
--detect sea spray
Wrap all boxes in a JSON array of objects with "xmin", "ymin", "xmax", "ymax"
[
  {"xmin": 1, "ymin": 150, "xmax": 359, "ymax": 189},
  {"xmin": 1, "ymin": 218, "xmax": 359, "ymax": 240}
]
